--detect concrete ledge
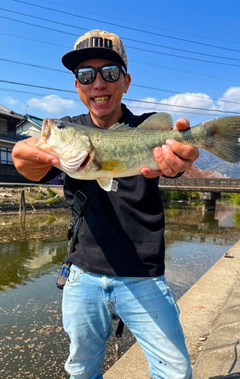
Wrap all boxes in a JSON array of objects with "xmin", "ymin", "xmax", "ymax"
[{"xmin": 104, "ymin": 240, "xmax": 240, "ymax": 379}]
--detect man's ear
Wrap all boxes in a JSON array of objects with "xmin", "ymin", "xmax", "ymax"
[
  {"xmin": 74, "ymin": 78, "xmax": 79, "ymax": 88},
  {"xmin": 123, "ymin": 73, "xmax": 131, "ymax": 94}
]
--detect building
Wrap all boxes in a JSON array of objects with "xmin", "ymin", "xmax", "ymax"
[
  {"xmin": 0, "ymin": 104, "xmax": 64, "ymax": 185},
  {"xmin": 16, "ymin": 114, "xmax": 43, "ymax": 139},
  {"xmin": 0, "ymin": 104, "xmax": 31, "ymax": 183}
]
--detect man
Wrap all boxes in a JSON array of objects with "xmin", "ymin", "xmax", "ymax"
[{"xmin": 12, "ymin": 30, "xmax": 199, "ymax": 379}]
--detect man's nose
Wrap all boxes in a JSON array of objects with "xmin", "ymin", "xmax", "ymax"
[{"xmin": 93, "ymin": 72, "xmax": 106, "ymax": 89}]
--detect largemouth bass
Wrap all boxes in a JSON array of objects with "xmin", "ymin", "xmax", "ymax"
[{"xmin": 37, "ymin": 112, "xmax": 240, "ymax": 192}]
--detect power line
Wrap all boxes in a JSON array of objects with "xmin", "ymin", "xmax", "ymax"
[
  {"xmin": 0, "ymin": 31, "xmax": 68, "ymax": 48},
  {"xmin": 1, "ymin": 79, "xmax": 239, "ymax": 115},
  {"xmin": 13, "ymin": 0, "xmax": 240, "ymax": 54},
  {"xmin": 2, "ymin": 7, "xmax": 240, "ymax": 63},
  {"xmin": 1, "ymin": 58, "xmax": 240, "ymax": 106},
  {"xmin": 1, "ymin": 8, "xmax": 240, "ymax": 68},
  {"xmin": 1, "ymin": 33, "xmax": 240, "ymax": 85},
  {"xmin": 133, "ymin": 84, "xmax": 240, "ymax": 106},
  {"xmin": 0, "ymin": 58, "xmax": 67, "ymax": 74},
  {"xmin": 0, "ymin": 15, "xmax": 76, "ymax": 37},
  {"xmin": 124, "ymin": 98, "xmax": 240, "ymax": 115},
  {"xmin": 130, "ymin": 59, "xmax": 240, "ymax": 85},
  {"xmin": 0, "ymin": 87, "xmax": 76, "ymax": 100},
  {"xmin": 0, "ymin": 79, "xmax": 75, "ymax": 93},
  {"xmin": 32, "ymin": 0, "xmax": 240, "ymax": 48},
  {"xmin": 1, "ymin": 15, "xmax": 240, "ymax": 69},
  {"xmin": 1, "ymin": 4, "xmax": 239, "ymax": 117},
  {"xmin": 0, "ymin": 87, "xmax": 234, "ymax": 118}
]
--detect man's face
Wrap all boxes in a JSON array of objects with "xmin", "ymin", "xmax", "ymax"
[{"xmin": 74, "ymin": 59, "xmax": 131, "ymax": 128}]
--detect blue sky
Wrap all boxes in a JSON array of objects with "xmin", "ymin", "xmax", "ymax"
[{"xmin": 0, "ymin": 0, "xmax": 240, "ymax": 125}]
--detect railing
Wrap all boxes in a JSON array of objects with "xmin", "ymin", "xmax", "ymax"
[
  {"xmin": 159, "ymin": 177, "xmax": 240, "ymax": 193},
  {"xmin": 1, "ymin": 178, "xmax": 240, "ymax": 193}
]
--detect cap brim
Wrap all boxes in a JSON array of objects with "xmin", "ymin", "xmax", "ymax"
[{"xmin": 62, "ymin": 48, "xmax": 127, "ymax": 72}]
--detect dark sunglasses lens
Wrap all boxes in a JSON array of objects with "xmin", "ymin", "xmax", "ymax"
[
  {"xmin": 76, "ymin": 65, "xmax": 122, "ymax": 84},
  {"xmin": 78, "ymin": 68, "xmax": 96, "ymax": 84},
  {"xmin": 101, "ymin": 65, "xmax": 120, "ymax": 82}
]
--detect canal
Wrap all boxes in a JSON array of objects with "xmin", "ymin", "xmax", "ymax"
[{"xmin": 0, "ymin": 202, "xmax": 240, "ymax": 378}]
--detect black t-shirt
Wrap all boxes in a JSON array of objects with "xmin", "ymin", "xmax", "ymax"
[{"xmin": 44, "ymin": 105, "xmax": 165, "ymax": 277}]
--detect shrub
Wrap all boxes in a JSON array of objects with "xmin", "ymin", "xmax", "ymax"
[
  {"xmin": 47, "ymin": 188, "xmax": 57, "ymax": 197},
  {"xmin": 47, "ymin": 197, "xmax": 60, "ymax": 205},
  {"xmin": 230, "ymin": 193, "xmax": 240, "ymax": 206},
  {"xmin": 162, "ymin": 191, "xmax": 190, "ymax": 202}
]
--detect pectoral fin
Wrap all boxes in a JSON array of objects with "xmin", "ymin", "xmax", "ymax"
[{"xmin": 97, "ymin": 178, "xmax": 119, "ymax": 192}]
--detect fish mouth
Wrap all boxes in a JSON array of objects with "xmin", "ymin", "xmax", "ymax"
[{"xmin": 76, "ymin": 153, "xmax": 91, "ymax": 171}]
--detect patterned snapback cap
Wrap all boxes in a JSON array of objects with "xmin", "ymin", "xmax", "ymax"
[{"xmin": 62, "ymin": 30, "xmax": 128, "ymax": 72}]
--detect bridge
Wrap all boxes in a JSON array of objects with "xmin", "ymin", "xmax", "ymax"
[
  {"xmin": 159, "ymin": 177, "xmax": 240, "ymax": 193},
  {"xmin": 159, "ymin": 177, "xmax": 240, "ymax": 212}
]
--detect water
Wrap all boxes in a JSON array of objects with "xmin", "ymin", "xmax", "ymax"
[{"xmin": 0, "ymin": 203, "xmax": 240, "ymax": 378}]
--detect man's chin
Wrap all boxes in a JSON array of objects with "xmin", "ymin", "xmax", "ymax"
[{"xmin": 92, "ymin": 110, "xmax": 114, "ymax": 120}]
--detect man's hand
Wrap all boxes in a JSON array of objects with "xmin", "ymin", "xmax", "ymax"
[
  {"xmin": 12, "ymin": 138, "xmax": 60, "ymax": 181},
  {"xmin": 141, "ymin": 117, "xmax": 199, "ymax": 178}
]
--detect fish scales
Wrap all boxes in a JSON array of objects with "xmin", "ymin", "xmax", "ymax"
[{"xmin": 90, "ymin": 127, "xmax": 163, "ymax": 170}]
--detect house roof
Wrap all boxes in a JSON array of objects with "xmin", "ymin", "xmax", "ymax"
[
  {"xmin": 25, "ymin": 114, "xmax": 43, "ymax": 127},
  {"xmin": 0, "ymin": 104, "xmax": 24, "ymax": 120},
  {"xmin": 16, "ymin": 114, "xmax": 43, "ymax": 130},
  {"xmin": 0, "ymin": 132, "xmax": 27, "ymax": 145}
]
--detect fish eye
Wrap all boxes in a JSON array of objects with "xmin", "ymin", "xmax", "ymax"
[{"xmin": 57, "ymin": 121, "xmax": 66, "ymax": 129}]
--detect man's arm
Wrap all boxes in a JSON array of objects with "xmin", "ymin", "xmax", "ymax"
[{"xmin": 141, "ymin": 117, "xmax": 199, "ymax": 178}]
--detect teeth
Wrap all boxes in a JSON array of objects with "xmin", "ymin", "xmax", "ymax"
[{"xmin": 93, "ymin": 96, "xmax": 109, "ymax": 103}]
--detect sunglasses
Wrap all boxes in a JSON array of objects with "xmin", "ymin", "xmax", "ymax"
[{"xmin": 74, "ymin": 64, "xmax": 127, "ymax": 85}]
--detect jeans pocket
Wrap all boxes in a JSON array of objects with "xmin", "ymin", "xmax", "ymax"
[
  {"xmin": 66, "ymin": 265, "xmax": 84, "ymax": 285},
  {"xmin": 157, "ymin": 275, "xmax": 180, "ymax": 317}
]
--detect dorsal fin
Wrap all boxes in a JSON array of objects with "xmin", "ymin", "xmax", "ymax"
[
  {"xmin": 138, "ymin": 112, "xmax": 174, "ymax": 130},
  {"xmin": 109, "ymin": 122, "xmax": 130, "ymax": 131}
]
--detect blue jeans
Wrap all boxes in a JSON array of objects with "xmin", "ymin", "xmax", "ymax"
[{"xmin": 62, "ymin": 265, "xmax": 192, "ymax": 379}]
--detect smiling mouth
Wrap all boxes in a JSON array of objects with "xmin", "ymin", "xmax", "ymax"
[{"xmin": 93, "ymin": 96, "xmax": 110, "ymax": 104}]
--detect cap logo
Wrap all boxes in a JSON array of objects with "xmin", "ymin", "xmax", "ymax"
[{"xmin": 76, "ymin": 37, "xmax": 113, "ymax": 51}]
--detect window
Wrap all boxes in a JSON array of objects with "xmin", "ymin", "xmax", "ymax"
[
  {"xmin": 0, "ymin": 119, "xmax": 8, "ymax": 132},
  {"xmin": 0, "ymin": 147, "xmax": 13, "ymax": 165}
]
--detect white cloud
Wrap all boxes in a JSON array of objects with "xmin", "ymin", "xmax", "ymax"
[
  {"xmin": 129, "ymin": 93, "xmax": 215, "ymax": 116},
  {"xmin": 27, "ymin": 95, "xmax": 77, "ymax": 113},
  {"xmin": 217, "ymin": 87, "xmax": 240, "ymax": 111},
  {"xmin": 128, "ymin": 87, "xmax": 240, "ymax": 119},
  {"xmin": 158, "ymin": 93, "xmax": 214, "ymax": 113},
  {"xmin": 3, "ymin": 96, "xmax": 19, "ymax": 106}
]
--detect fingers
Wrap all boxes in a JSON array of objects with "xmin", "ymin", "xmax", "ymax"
[
  {"xmin": 142, "ymin": 116, "xmax": 199, "ymax": 179},
  {"xmin": 13, "ymin": 139, "xmax": 59, "ymax": 165},
  {"xmin": 12, "ymin": 139, "xmax": 60, "ymax": 181},
  {"xmin": 166, "ymin": 140, "xmax": 199, "ymax": 161},
  {"xmin": 154, "ymin": 145, "xmax": 184, "ymax": 177},
  {"xmin": 142, "ymin": 142, "xmax": 199, "ymax": 179},
  {"xmin": 141, "ymin": 166, "xmax": 163, "ymax": 178},
  {"xmin": 174, "ymin": 117, "xmax": 190, "ymax": 131}
]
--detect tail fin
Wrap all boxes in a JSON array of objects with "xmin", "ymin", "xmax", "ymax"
[{"xmin": 204, "ymin": 116, "xmax": 240, "ymax": 163}]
